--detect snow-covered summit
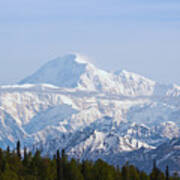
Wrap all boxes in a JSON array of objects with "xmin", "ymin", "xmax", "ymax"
[
  {"xmin": 114, "ymin": 69, "xmax": 155, "ymax": 85},
  {"xmin": 19, "ymin": 54, "xmax": 93, "ymax": 88},
  {"xmin": 19, "ymin": 53, "xmax": 167, "ymax": 96}
]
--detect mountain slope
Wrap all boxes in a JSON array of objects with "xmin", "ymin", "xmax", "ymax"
[
  {"xmin": 109, "ymin": 138, "xmax": 180, "ymax": 173},
  {"xmin": 20, "ymin": 54, "xmax": 89, "ymax": 88},
  {"xmin": 20, "ymin": 53, "xmax": 174, "ymax": 97},
  {"xmin": 0, "ymin": 53, "xmax": 179, "ymax": 172}
]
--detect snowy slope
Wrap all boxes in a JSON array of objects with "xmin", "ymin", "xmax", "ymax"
[
  {"xmin": 19, "ymin": 53, "xmax": 178, "ymax": 97},
  {"xmin": 0, "ymin": 53, "xmax": 179, "ymax": 172},
  {"xmin": 110, "ymin": 137, "xmax": 180, "ymax": 173}
]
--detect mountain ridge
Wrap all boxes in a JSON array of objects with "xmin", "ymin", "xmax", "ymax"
[
  {"xmin": 0, "ymin": 53, "xmax": 179, "ymax": 172},
  {"xmin": 19, "ymin": 53, "xmax": 180, "ymax": 97}
]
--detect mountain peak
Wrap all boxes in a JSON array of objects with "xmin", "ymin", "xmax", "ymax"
[
  {"xmin": 53, "ymin": 53, "xmax": 91, "ymax": 64},
  {"xmin": 19, "ymin": 54, "xmax": 92, "ymax": 88},
  {"xmin": 46, "ymin": 53, "xmax": 92, "ymax": 66},
  {"xmin": 19, "ymin": 53, "xmax": 179, "ymax": 97},
  {"xmin": 67, "ymin": 53, "xmax": 91, "ymax": 64},
  {"xmin": 19, "ymin": 53, "xmax": 157, "ymax": 95}
]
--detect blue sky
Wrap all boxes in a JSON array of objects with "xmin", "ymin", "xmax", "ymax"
[{"xmin": 0, "ymin": 0, "xmax": 180, "ymax": 84}]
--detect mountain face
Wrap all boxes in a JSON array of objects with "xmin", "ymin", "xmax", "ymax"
[
  {"xmin": 0, "ymin": 53, "xmax": 180, "ymax": 172},
  {"xmin": 110, "ymin": 138, "xmax": 180, "ymax": 174},
  {"xmin": 19, "ymin": 54, "xmax": 176, "ymax": 97},
  {"xmin": 20, "ymin": 54, "xmax": 88, "ymax": 88}
]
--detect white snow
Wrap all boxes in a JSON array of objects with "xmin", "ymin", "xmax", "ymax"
[{"xmin": 0, "ymin": 53, "xmax": 179, "ymax": 159}]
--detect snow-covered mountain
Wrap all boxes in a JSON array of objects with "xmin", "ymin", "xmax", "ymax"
[
  {"xmin": 0, "ymin": 53, "xmax": 180, "ymax": 171},
  {"xmin": 19, "ymin": 54, "xmax": 177, "ymax": 97},
  {"xmin": 109, "ymin": 137, "xmax": 180, "ymax": 174}
]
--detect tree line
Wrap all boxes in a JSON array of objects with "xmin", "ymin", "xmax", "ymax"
[{"xmin": 0, "ymin": 141, "xmax": 179, "ymax": 180}]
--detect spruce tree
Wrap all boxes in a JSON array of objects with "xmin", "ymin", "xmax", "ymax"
[
  {"xmin": 122, "ymin": 165, "xmax": 129, "ymax": 180},
  {"xmin": 150, "ymin": 159, "xmax": 161, "ymax": 180},
  {"xmin": 23, "ymin": 147, "xmax": 28, "ymax": 166},
  {"xmin": 56, "ymin": 150, "xmax": 61, "ymax": 180},
  {"xmin": 16, "ymin": 141, "xmax": 21, "ymax": 159},
  {"xmin": 61, "ymin": 149, "xmax": 66, "ymax": 161},
  {"xmin": 6, "ymin": 146, "xmax": 10, "ymax": 154},
  {"xmin": 0, "ymin": 148, "xmax": 3, "ymax": 172},
  {"xmin": 165, "ymin": 165, "xmax": 169, "ymax": 180},
  {"xmin": 153, "ymin": 159, "xmax": 156, "ymax": 170}
]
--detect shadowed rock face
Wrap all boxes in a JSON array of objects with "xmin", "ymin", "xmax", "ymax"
[{"xmin": 109, "ymin": 138, "xmax": 180, "ymax": 174}]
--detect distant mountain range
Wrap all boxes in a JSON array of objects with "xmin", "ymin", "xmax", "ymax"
[{"xmin": 0, "ymin": 53, "xmax": 180, "ymax": 172}]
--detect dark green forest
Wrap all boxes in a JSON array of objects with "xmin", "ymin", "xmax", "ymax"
[{"xmin": 0, "ymin": 141, "xmax": 179, "ymax": 180}]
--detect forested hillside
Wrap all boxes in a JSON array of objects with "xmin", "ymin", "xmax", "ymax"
[{"xmin": 0, "ymin": 141, "xmax": 179, "ymax": 180}]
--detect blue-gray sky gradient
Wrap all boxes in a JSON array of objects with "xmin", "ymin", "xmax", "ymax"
[{"xmin": 0, "ymin": 0, "xmax": 180, "ymax": 84}]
